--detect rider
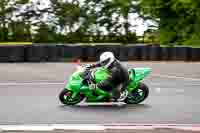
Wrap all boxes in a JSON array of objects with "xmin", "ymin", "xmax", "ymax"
[{"xmin": 84, "ymin": 51, "xmax": 129, "ymax": 101}]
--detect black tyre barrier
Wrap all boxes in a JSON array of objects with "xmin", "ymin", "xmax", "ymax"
[
  {"xmin": 25, "ymin": 44, "xmax": 65, "ymax": 62},
  {"xmin": 81, "ymin": 46, "xmax": 88, "ymax": 61},
  {"xmin": 166, "ymin": 47, "xmax": 176, "ymax": 60},
  {"xmin": 25, "ymin": 45, "xmax": 49, "ymax": 62},
  {"xmin": 166, "ymin": 47, "xmax": 190, "ymax": 61},
  {"xmin": 160, "ymin": 47, "xmax": 171, "ymax": 60},
  {"xmin": 127, "ymin": 46, "xmax": 142, "ymax": 60},
  {"xmin": 46, "ymin": 45, "xmax": 61, "ymax": 62},
  {"xmin": 173, "ymin": 47, "xmax": 190, "ymax": 61},
  {"xmin": 140, "ymin": 46, "xmax": 151, "ymax": 61},
  {"xmin": 81, "ymin": 46, "xmax": 97, "ymax": 61},
  {"xmin": 0, "ymin": 46, "xmax": 25, "ymax": 62},
  {"xmin": 62, "ymin": 45, "xmax": 83, "ymax": 61},
  {"xmin": 119, "ymin": 46, "xmax": 129, "ymax": 61},
  {"xmin": 1, "ymin": 44, "xmax": 200, "ymax": 62},
  {"xmin": 56, "ymin": 45, "xmax": 66, "ymax": 62},
  {"xmin": 190, "ymin": 48, "xmax": 200, "ymax": 61},
  {"xmin": 186, "ymin": 48, "xmax": 192, "ymax": 61},
  {"xmin": 149, "ymin": 46, "xmax": 162, "ymax": 61}
]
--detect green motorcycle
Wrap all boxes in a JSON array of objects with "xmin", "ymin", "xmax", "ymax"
[{"xmin": 59, "ymin": 64, "xmax": 151, "ymax": 105}]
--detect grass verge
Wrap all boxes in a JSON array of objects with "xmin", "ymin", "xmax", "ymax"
[{"xmin": 0, "ymin": 42, "xmax": 32, "ymax": 45}]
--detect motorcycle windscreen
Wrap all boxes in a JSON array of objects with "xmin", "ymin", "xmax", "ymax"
[{"xmin": 133, "ymin": 67, "xmax": 151, "ymax": 81}]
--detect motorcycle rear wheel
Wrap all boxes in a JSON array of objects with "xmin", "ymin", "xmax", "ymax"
[
  {"xmin": 59, "ymin": 89, "xmax": 84, "ymax": 105},
  {"xmin": 125, "ymin": 82, "xmax": 149, "ymax": 104}
]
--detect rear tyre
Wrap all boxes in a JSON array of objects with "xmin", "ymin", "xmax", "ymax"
[
  {"xmin": 125, "ymin": 82, "xmax": 149, "ymax": 104},
  {"xmin": 59, "ymin": 89, "xmax": 84, "ymax": 105}
]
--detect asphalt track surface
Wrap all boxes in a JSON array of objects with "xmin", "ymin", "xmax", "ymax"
[{"xmin": 0, "ymin": 62, "xmax": 200, "ymax": 125}]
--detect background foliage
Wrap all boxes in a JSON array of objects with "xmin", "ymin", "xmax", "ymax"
[{"xmin": 0, "ymin": 0, "xmax": 199, "ymax": 45}]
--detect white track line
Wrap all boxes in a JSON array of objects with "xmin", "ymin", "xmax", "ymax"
[
  {"xmin": 153, "ymin": 74, "xmax": 200, "ymax": 81},
  {"xmin": 52, "ymin": 124, "xmax": 105, "ymax": 130},
  {"xmin": 1, "ymin": 124, "xmax": 200, "ymax": 132},
  {"xmin": 0, "ymin": 125, "xmax": 105, "ymax": 131},
  {"xmin": 0, "ymin": 125, "xmax": 54, "ymax": 131}
]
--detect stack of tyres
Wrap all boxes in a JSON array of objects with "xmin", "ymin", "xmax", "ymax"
[
  {"xmin": 0, "ymin": 45, "xmax": 25, "ymax": 62},
  {"xmin": 47, "ymin": 45, "xmax": 61, "ymax": 62},
  {"xmin": 25, "ymin": 45, "xmax": 48, "ymax": 62},
  {"xmin": 190, "ymin": 48, "xmax": 200, "ymax": 61},
  {"xmin": 140, "ymin": 46, "xmax": 151, "ymax": 61},
  {"xmin": 160, "ymin": 46, "xmax": 192, "ymax": 61},
  {"xmin": 62, "ymin": 44, "xmax": 83, "ymax": 62},
  {"xmin": 149, "ymin": 46, "xmax": 161, "ymax": 61},
  {"xmin": 166, "ymin": 47, "xmax": 175, "ymax": 61},
  {"xmin": 172, "ymin": 47, "xmax": 190, "ymax": 61},
  {"xmin": 160, "ymin": 47, "xmax": 171, "ymax": 60},
  {"xmin": 128, "ymin": 46, "xmax": 142, "ymax": 61},
  {"xmin": 119, "ymin": 46, "xmax": 129, "ymax": 61},
  {"xmin": 83, "ymin": 45, "xmax": 95, "ymax": 61}
]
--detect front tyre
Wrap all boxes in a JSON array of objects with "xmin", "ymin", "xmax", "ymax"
[
  {"xmin": 125, "ymin": 82, "xmax": 149, "ymax": 104},
  {"xmin": 59, "ymin": 89, "xmax": 84, "ymax": 105}
]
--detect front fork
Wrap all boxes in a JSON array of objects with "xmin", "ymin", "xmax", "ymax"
[{"xmin": 64, "ymin": 83, "xmax": 80, "ymax": 99}]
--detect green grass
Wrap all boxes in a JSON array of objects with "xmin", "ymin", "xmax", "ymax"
[
  {"xmin": 159, "ymin": 44, "xmax": 200, "ymax": 48},
  {"xmin": 0, "ymin": 42, "xmax": 32, "ymax": 45}
]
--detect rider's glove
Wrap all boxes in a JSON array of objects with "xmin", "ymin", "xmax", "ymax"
[
  {"xmin": 85, "ymin": 63, "xmax": 97, "ymax": 69},
  {"xmin": 81, "ymin": 64, "xmax": 91, "ymax": 77},
  {"xmin": 85, "ymin": 64, "xmax": 92, "ymax": 69}
]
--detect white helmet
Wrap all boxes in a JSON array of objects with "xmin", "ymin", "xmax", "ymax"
[{"xmin": 99, "ymin": 51, "xmax": 115, "ymax": 69}]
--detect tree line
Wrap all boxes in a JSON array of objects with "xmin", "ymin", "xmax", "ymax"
[{"xmin": 0, "ymin": 0, "xmax": 199, "ymax": 45}]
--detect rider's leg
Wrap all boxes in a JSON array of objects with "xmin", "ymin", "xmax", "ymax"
[
  {"xmin": 111, "ymin": 84, "xmax": 122, "ymax": 100},
  {"xmin": 97, "ymin": 81, "xmax": 121, "ymax": 101},
  {"xmin": 95, "ymin": 80, "xmax": 113, "ymax": 100},
  {"xmin": 82, "ymin": 74, "xmax": 90, "ymax": 85},
  {"xmin": 97, "ymin": 80, "xmax": 112, "ymax": 92}
]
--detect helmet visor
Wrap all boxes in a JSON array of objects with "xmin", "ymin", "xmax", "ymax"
[{"xmin": 100, "ymin": 58, "xmax": 110, "ymax": 66}]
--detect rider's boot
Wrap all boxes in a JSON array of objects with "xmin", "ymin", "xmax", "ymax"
[
  {"xmin": 117, "ymin": 90, "xmax": 129, "ymax": 102},
  {"xmin": 109, "ymin": 90, "xmax": 120, "ymax": 102}
]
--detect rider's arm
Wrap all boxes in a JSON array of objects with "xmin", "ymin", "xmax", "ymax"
[
  {"xmin": 82, "ymin": 61, "xmax": 101, "ymax": 78},
  {"xmin": 86, "ymin": 61, "xmax": 101, "ymax": 69},
  {"xmin": 82, "ymin": 62, "xmax": 101, "ymax": 86}
]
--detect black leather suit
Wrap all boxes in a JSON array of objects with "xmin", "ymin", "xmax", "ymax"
[{"xmin": 86, "ymin": 59, "xmax": 129, "ymax": 99}]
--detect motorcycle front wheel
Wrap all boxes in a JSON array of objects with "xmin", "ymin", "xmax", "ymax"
[{"xmin": 59, "ymin": 89, "xmax": 84, "ymax": 105}]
